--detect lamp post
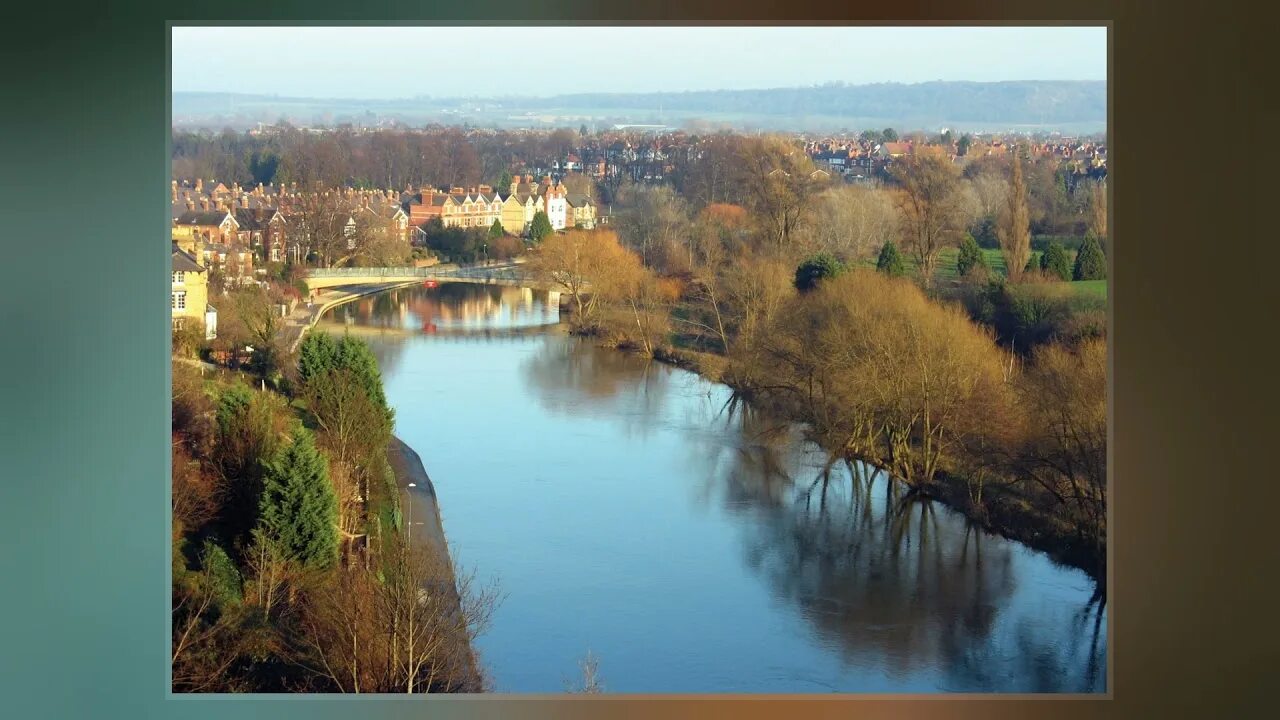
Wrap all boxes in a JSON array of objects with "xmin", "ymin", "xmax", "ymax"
[{"xmin": 405, "ymin": 482, "xmax": 416, "ymax": 543}]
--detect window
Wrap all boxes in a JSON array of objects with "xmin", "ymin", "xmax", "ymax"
[
  {"xmin": 172, "ymin": 271, "xmax": 185, "ymax": 285},
  {"xmin": 172, "ymin": 291, "xmax": 187, "ymax": 311}
]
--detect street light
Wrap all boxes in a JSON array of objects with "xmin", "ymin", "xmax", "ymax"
[{"xmin": 405, "ymin": 482, "xmax": 416, "ymax": 543}]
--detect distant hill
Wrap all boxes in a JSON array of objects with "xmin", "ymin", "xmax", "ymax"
[
  {"xmin": 505, "ymin": 81, "xmax": 1105, "ymax": 124},
  {"xmin": 172, "ymin": 81, "xmax": 1106, "ymax": 132}
]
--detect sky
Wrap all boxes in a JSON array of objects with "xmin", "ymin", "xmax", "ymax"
[{"xmin": 172, "ymin": 26, "xmax": 1106, "ymax": 99}]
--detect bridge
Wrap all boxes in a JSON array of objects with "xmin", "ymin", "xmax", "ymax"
[{"xmin": 303, "ymin": 261, "xmax": 547, "ymax": 291}]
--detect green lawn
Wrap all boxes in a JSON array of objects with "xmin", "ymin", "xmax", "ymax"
[
  {"xmin": 1070, "ymin": 279, "xmax": 1108, "ymax": 300},
  {"xmin": 856, "ymin": 245, "xmax": 1107, "ymax": 302}
]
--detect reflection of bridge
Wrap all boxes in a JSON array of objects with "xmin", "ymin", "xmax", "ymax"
[
  {"xmin": 314, "ymin": 320, "xmax": 567, "ymax": 342},
  {"xmin": 304, "ymin": 262, "xmax": 552, "ymax": 291}
]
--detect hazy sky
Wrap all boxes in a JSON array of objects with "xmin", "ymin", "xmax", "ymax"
[{"xmin": 172, "ymin": 26, "xmax": 1106, "ymax": 98}]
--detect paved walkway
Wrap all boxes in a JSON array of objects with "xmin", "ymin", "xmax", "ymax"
[{"xmin": 278, "ymin": 281, "xmax": 419, "ymax": 353}]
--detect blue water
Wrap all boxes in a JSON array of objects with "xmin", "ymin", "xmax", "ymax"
[{"xmin": 318, "ymin": 283, "xmax": 1106, "ymax": 693}]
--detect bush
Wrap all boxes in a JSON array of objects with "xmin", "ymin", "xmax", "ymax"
[
  {"xmin": 1039, "ymin": 242, "xmax": 1072, "ymax": 281},
  {"xmin": 956, "ymin": 234, "xmax": 987, "ymax": 278},
  {"xmin": 972, "ymin": 215, "xmax": 1000, "ymax": 249},
  {"xmin": 172, "ymin": 322, "xmax": 206, "ymax": 358},
  {"xmin": 199, "ymin": 539, "xmax": 243, "ymax": 607},
  {"xmin": 794, "ymin": 253, "xmax": 847, "ymax": 292},
  {"xmin": 876, "ymin": 240, "xmax": 905, "ymax": 277},
  {"xmin": 1073, "ymin": 233, "xmax": 1107, "ymax": 281},
  {"xmin": 962, "ymin": 281, "xmax": 1097, "ymax": 353}
]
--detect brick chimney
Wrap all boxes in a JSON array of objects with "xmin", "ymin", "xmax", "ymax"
[
  {"xmin": 195, "ymin": 178, "xmax": 203, "ymax": 193},
  {"xmin": 200, "ymin": 198, "xmax": 209, "ymax": 211}
]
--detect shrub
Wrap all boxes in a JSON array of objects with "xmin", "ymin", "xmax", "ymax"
[
  {"xmin": 199, "ymin": 539, "xmax": 243, "ymax": 607},
  {"xmin": 972, "ymin": 215, "xmax": 999, "ymax": 249},
  {"xmin": 1073, "ymin": 233, "xmax": 1107, "ymax": 281},
  {"xmin": 956, "ymin": 234, "xmax": 987, "ymax": 278},
  {"xmin": 1039, "ymin": 242, "xmax": 1072, "ymax": 281},
  {"xmin": 876, "ymin": 240, "xmax": 905, "ymax": 277},
  {"xmin": 794, "ymin": 253, "xmax": 847, "ymax": 292}
]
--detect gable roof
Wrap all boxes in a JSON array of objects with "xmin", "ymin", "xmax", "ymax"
[
  {"xmin": 172, "ymin": 244, "xmax": 205, "ymax": 273},
  {"xmin": 176, "ymin": 210, "xmax": 236, "ymax": 227}
]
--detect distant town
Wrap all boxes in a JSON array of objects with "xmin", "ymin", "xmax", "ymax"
[{"xmin": 172, "ymin": 123, "xmax": 1106, "ymax": 346}]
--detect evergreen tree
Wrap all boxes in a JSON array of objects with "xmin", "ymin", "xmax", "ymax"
[
  {"xmin": 488, "ymin": 218, "xmax": 505, "ymax": 238},
  {"xmin": 199, "ymin": 539, "xmax": 243, "ymax": 607},
  {"xmin": 1073, "ymin": 232, "xmax": 1107, "ymax": 281},
  {"xmin": 333, "ymin": 335, "xmax": 390, "ymax": 416},
  {"xmin": 215, "ymin": 383, "xmax": 254, "ymax": 437},
  {"xmin": 1040, "ymin": 242, "xmax": 1072, "ymax": 281},
  {"xmin": 794, "ymin": 253, "xmax": 846, "ymax": 292},
  {"xmin": 529, "ymin": 211, "xmax": 553, "ymax": 243},
  {"xmin": 876, "ymin": 240, "xmax": 905, "ymax": 277},
  {"xmin": 257, "ymin": 426, "xmax": 339, "ymax": 570},
  {"xmin": 956, "ymin": 234, "xmax": 987, "ymax": 277},
  {"xmin": 497, "ymin": 170, "xmax": 513, "ymax": 192},
  {"xmin": 297, "ymin": 331, "xmax": 338, "ymax": 387}
]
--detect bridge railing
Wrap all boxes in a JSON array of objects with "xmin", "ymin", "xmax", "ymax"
[
  {"xmin": 304, "ymin": 264, "xmax": 536, "ymax": 283},
  {"xmin": 306, "ymin": 266, "xmax": 445, "ymax": 278}
]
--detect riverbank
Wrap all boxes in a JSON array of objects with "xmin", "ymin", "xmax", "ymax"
[
  {"xmin": 385, "ymin": 435, "xmax": 485, "ymax": 691},
  {"xmin": 591, "ymin": 334, "xmax": 1105, "ymax": 582}
]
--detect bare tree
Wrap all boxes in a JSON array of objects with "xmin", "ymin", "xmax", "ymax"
[
  {"xmin": 999, "ymin": 148, "xmax": 1033, "ymax": 282},
  {"xmin": 565, "ymin": 650, "xmax": 604, "ymax": 693},
  {"xmin": 807, "ymin": 185, "xmax": 901, "ymax": 263},
  {"xmin": 890, "ymin": 147, "xmax": 975, "ymax": 288},
  {"xmin": 527, "ymin": 230, "xmax": 635, "ymax": 328},
  {"xmin": 298, "ymin": 544, "xmax": 499, "ymax": 693},
  {"xmin": 1087, "ymin": 179, "xmax": 1107, "ymax": 239}
]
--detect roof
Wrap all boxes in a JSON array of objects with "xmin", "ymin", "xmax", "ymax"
[
  {"xmin": 566, "ymin": 194, "xmax": 594, "ymax": 207},
  {"xmin": 171, "ymin": 245, "xmax": 205, "ymax": 273},
  {"xmin": 176, "ymin": 210, "xmax": 234, "ymax": 226},
  {"xmin": 232, "ymin": 208, "xmax": 279, "ymax": 230}
]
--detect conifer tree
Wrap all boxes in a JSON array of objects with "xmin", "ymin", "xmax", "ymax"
[
  {"xmin": 1040, "ymin": 242, "xmax": 1072, "ymax": 281},
  {"xmin": 529, "ymin": 211, "xmax": 553, "ymax": 243},
  {"xmin": 1073, "ymin": 233, "xmax": 1107, "ymax": 281},
  {"xmin": 956, "ymin": 233, "xmax": 987, "ymax": 277},
  {"xmin": 876, "ymin": 240, "xmax": 905, "ymax": 277},
  {"xmin": 257, "ymin": 426, "xmax": 339, "ymax": 570}
]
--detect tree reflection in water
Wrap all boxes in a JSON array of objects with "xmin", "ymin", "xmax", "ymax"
[{"xmin": 693, "ymin": 395, "xmax": 1105, "ymax": 692}]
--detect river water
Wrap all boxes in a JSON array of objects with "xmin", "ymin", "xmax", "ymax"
[{"xmin": 316, "ymin": 283, "xmax": 1106, "ymax": 693}]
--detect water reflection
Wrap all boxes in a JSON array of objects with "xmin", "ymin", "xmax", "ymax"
[
  {"xmin": 691, "ymin": 399, "xmax": 1105, "ymax": 692},
  {"xmin": 320, "ymin": 283, "xmax": 1106, "ymax": 693}
]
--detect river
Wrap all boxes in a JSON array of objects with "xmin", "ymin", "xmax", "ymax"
[{"xmin": 316, "ymin": 282, "xmax": 1106, "ymax": 694}]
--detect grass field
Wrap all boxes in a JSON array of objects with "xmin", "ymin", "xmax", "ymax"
[{"xmin": 857, "ymin": 245, "xmax": 1107, "ymax": 301}]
